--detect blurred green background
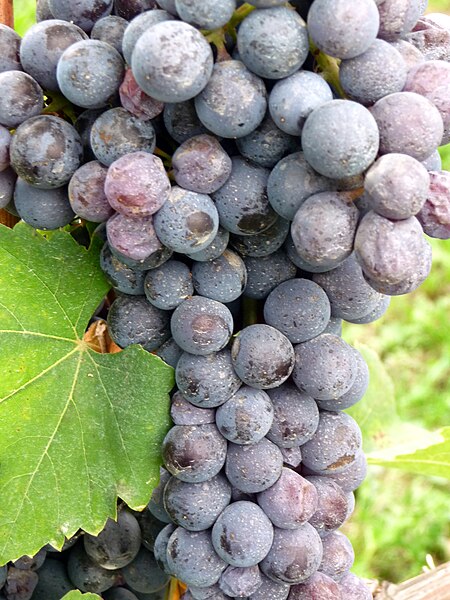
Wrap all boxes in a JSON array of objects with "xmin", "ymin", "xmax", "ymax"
[{"xmin": 12, "ymin": 0, "xmax": 450, "ymax": 585}]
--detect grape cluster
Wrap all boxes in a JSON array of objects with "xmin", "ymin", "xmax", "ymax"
[{"xmin": 2, "ymin": 0, "xmax": 450, "ymax": 598}]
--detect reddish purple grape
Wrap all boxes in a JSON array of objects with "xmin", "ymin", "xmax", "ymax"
[
  {"xmin": 106, "ymin": 212, "xmax": 163, "ymax": 261},
  {"xmin": 119, "ymin": 68, "xmax": 165, "ymax": 121},
  {"xmin": 417, "ymin": 170, "xmax": 450, "ymax": 239},
  {"xmin": 69, "ymin": 160, "xmax": 113, "ymax": 223}
]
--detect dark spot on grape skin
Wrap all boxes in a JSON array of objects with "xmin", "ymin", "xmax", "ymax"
[
  {"xmin": 187, "ymin": 212, "xmax": 214, "ymax": 236},
  {"xmin": 327, "ymin": 454, "xmax": 355, "ymax": 470},
  {"xmin": 238, "ymin": 212, "xmax": 274, "ymax": 234},
  {"xmin": 169, "ymin": 536, "xmax": 179, "ymax": 560}
]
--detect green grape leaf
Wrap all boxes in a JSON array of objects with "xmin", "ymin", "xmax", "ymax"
[
  {"xmin": 61, "ymin": 592, "xmax": 101, "ymax": 600},
  {"xmin": 0, "ymin": 223, "xmax": 173, "ymax": 564}
]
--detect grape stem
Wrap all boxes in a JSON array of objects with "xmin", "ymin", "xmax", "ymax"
[
  {"xmin": 243, "ymin": 297, "xmax": 259, "ymax": 327},
  {"xmin": 154, "ymin": 147, "xmax": 173, "ymax": 169},
  {"xmin": 310, "ymin": 42, "xmax": 347, "ymax": 99}
]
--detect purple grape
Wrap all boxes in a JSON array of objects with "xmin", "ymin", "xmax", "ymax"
[
  {"xmin": 0, "ymin": 72, "xmax": 43, "ymax": 129},
  {"xmin": 48, "ymin": 0, "xmax": 113, "ymax": 32},
  {"xmin": 4, "ymin": 568, "xmax": 38, "ymax": 600},
  {"xmin": 13, "ymin": 549, "xmax": 46, "ymax": 571},
  {"xmin": 244, "ymin": 250, "xmax": 297, "ymax": 300},
  {"xmin": 314, "ymin": 451, "xmax": 368, "ymax": 494},
  {"xmin": 69, "ymin": 160, "xmax": 113, "ymax": 223},
  {"xmin": 231, "ymin": 324, "xmax": 295, "ymax": 390},
  {"xmin": 305, "ymin": 476, "xmax": 350, "ymax": 537},
  {"xmin": 404, "ymin": 15, "xmax": 450, "ymax": 62},
  {"xmin": 225, "ymin": 439, "xmax": 283, "ymax": 494},
  {"xmin": 422, "ymin": 149, "xmax": 442, "ymax": 172},
  {"xmin": 377, "ymin": 0, "xmax": 426, "ymax": 41},
  {"xmin": 370, "ymin": 92, "xmax": 443, "ymax": 161},
  {"xmin": 144, "ymin": 260, "xmax": 193, "ymax": 310},
  {"xmin": 417, "ymin": 170, "xmax": 450, "ymax": 239},
  {"xmin": 119, "ymin": 69, "xmax": 165, "ymax": 121},
  {"xmin": 219, "ymin": 565, "xmax": 262, "ymax": 597},
  {"xmin": 106, "ymin": 212, "xmax": 162, "ymax": 262},
  {"xmin": 91, "ymin": 16, "xmax": 127, "ymax": 53},
  {"xmin": 267, "ymin": 383, "xmax": 319, "ymax": 448},
  {"xmin": 307, "ymin": 0, "xmax": 379, "ymax": 59},
  {"xmin": 257, "ymin": 468, "xmax": 318, "ymax": 529},
  {"xmin": 0, "ymin": 125, "xmax": 10, "ymax": 172},
  {"xmin": 390, "ymin": 39, "xmax": 425, "ymax": 69},
  {"xmin": 339, "ymin": 572, "xmax": 372, "ymax": 600},
  {"xmin": 104, "ymin": 589, "xmax": 139, "ymax": 600},
  {"xmin": 188, "ymin": 583, "xmax": 226, "ymax": 600},
  {"xmin": 216, "ymin": 386, "xmax": 274, "ymax": 445},
  {"xmin": 323, "ymin": 316, "xmax": 343, "ymax": 336},
  {"xmin": 170, "ymin": 391, "xmax": 216, "ymax": 426},
  {"xmin": 114, "ymin": 0, "xmax": 159, "ymax": 19},
  {"xmin": 280, "ymin": 446, "xmax": 303, "ymax": 468},
  {"xmin": 105, "ymin": 152, "xmax": 170, "ymax": 218},
  {"xmin": 0, "ymin": 24, "xmax": 22, "ymax": 73},
  {"xmin": 346, "ymin": 294, "xmax": 391, "ymax": 325},
  {"xmin": 260, "ymin": 523, "xmax": 323, "ymax": 584},
  {"xmin": 192, "ymin": 249, "xmax": 247, "ymax": 303},
  {"xmin": 287, "ymin": 572, "xmax": 342, "ymax": 599},
  {"xmin": 211, "ymin": 501, "xmax": 274, "ymax": 567},
  {"xmin": 319, "ymin": 531, "xmax": 355, "ymax": 582},
  {"xmin": 162, "ymin": 424, "xmax": 227, "ymax": 483},
  {"xmin": 249, "ymin": 573, "xmax": 290, "ymax": 600}
]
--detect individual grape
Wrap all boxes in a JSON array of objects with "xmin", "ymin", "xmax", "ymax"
[
  {"xmin": 339, "ymin": 572, "xmax": 372, "ymax": 600},
  {"xmin": 170, "ymin": 297, "xmax": 233, "ymax": 356},
  {"xmin": 313, "ymin": 451, "xmax": 368, "ymax": 494},
  {"xmin": 316, "ymin": 349, "xmax": 369, "ymax": 411},
  {"xmin": 137, "ymin": 508, "xmax": 167, "ymax": 552},
  {"xmin": 69, "ymin": 160, "xmax": 113, "ymax": 222},
  {"xmin": 119, "ymin": 69, "xmax": 165, "ymax": 121},
  {"xmin": 231, "ymin": 324, "xmax": 295, "ymax": 389},
  {"xmin": 36, "ymin": 0, "xmax": 54, "ymax": 20},
  {"xmin": 84, "ymin": 509, "xmax": 141, "ymax": 569},
  {"xmin": 354, "ymin": 211, "xmax": 428, "ymax": 286},
  {"xmin": 0, "ymin": 566, "xmax": 6, "ymax": 587},
  {"xmin": 248, "ymin": 574, "xmax": 290, "ymax": 600},
  {"xmin": 122, "ymin": 547, "xmax": 169, "ymax": 593},
  {"xmin": 257, "ymin": 468, "xmax": 318, "ymax": 530},
  {"xmin": 153, "ymin": 523, "xmax": 176, "ymax": 573},
  {"xmin": 305, "ymin": 476, "xmax": 350, "ymax": 537},
  {"xmin": 20, "ymin": 20, "xmax": 88, "ymax": 91},
  {"xmin": 170, "ymin": 391, "xmax": 216, "ymax": 425},
  {"xmin": 186, "ymin": 227, "xmax": 230, "ymax": 262},
  {"xmin": 417, "ymin": 171, "xmax": 450, "ymax": 239},
  {"xmin": 153, "ymin": 186, "xmax": 219, "ymax": 254},
  {"xmin": 0, "ymin": 71, "xmax": 43, "ymax": 128},
  {"xmin": 216, "ymin": 386, "xmax": 273, "ymax": 445},
  {"xmin": 236, "ymin": 113, "xmax": 298, "ymax": 169},
  {"xmin": 164, "ymin": 100, "xmax": 208, "ymax": 144},
  {"xmin": 67, "ymin": 543, "xmax": 118, "ymax": 593},
  {"xmin": 308, "ymin": 0, "xmax": 379, "ymax": 59},
  {"xmin": 106, "ymin": 212, "xmax": 162, "ymax": 262},
  {"xmin": 230, "ymin": 217, "xmax": 289, "ymax": 258},
  {"xmin": 91, "ymin": 109, "xmax": 156, "ymax": 167},
  {"xmin": 219, "ymin": 565, "xmax": 262, "ymax": 597},
  {"xmin": 164, "ymin": 473, "xmax": 231, "ymax": 531},
  {"xmin": 122, "ymin": 9, "xmax": 175, "ymax": 65},
  {"xmin": 104, "ymin": 589, "xmax": 139, "ymax": 600},
  {"xmin": 156, "ymin": 337, "xmax": 183, "ymax": 368},
  {"xmin": 284, "ymin": 234, "xmax": 333, "ymax": 274},
  {"xmin": 404, "ymin": 60, "xmax": 450, "ymax": 144},
  {"xmin": 172, "ymin": 135, "xmax": 232, "ymax": 194},
  {"xmin": 291, "ymin": 192, "xmax": 359, "ymax": 270},
  {"xmin": 345, "ymin": 491, "xmax": 356, "ymax": 520},
  {"xmin": 339, "ymin": 40, "xmax": 407, "ymax": 106},
  {"xmin": 346, "ymin": 294, "xmax": 391, "ymax": 325},
  {"xmin": 0, "ymin": 24, "xmax": 22, "ymax": 73},
  {"xmin": 91, "ymin": 16, "xmax": 128, "ymax": 54},
  {"xmin": 144, "ymin": 260, "xmax": 193, "ymax": 310},
  {"xmin": 264, "ymin": 279, "xmax": 331, "ymax": 344},
  {"xmin": 75, "ymin": 108, "xmax": 105, "ymax": 161},
  {"xmin": 10, "ymin": 115, "xmax": 82, "ymax": 189},
  {"xmin": 225, "ymin": 439, "xmax": 283, "ymax": 493},
  {"xmin": 162, "ymin": 424, "xmax": 227, "ymax": 482},
  {"xmin": 301, "ymin": 100, "xmax": 379, "ymax": 179},
  {"xmin": 57, "ymin": 40, "xmax": 124, "ymax": 108},
  {"xmin": 267, "ymin": 383, "xmax": 319, "ymax": 448},
  {"xmin": 114, "ymin": 0, "xmax": 159, "ymax": 19},
  {"xmin": 146, "ymin": 467, "xmax": 172, "ymax": 524},
  {"xmin": 377, "ymin": 0, "xmax": 426, "ymax": 41},
  {"xmin": 370, "ymin": 92, "xmax": 443, "ymax": 161},
  {"xmin": 280, "ymin": 446, "xmax": 303, "ymax": 468},
  {"xmin": 313, "ymin": 254, "xmax": 383, "ymax": 321},
  {"xmin": 4, "ymin": 568, "xmax": 38, "ymax": 600},
  {"xmin": 260, "ymin": 523, "xmax": 323, "ymax": 584},
  {"xmin": 186, "ymin": 584, "xmax": 228, "ymax": 600},
  {"xmin": 287, "ymin": 572, "xmax": 342, "ymax": 599},
  {"xmin": 175, "ymin": 0, "xmax": 236, "ymax": 30},
  {"xmin": 195, "ymin": 60, "xmax": 267, "ymax": 139},
  {"xmin": 364, "ymin": 153, "xmax": 430, "ymax": 220},
  {"xmin": 48, "ymin": 0, "xmax": 114, "ymax": 32},
  {"xmin": 100, "ymin": 243, "xmax": 146, "ymax": 295},
  {"xmin": 0, "ymin": 125, "xmax": 10, "ymax": 173},
  {"xmin": 192, "ymin": 249, "xmax": 247, "ymax": 303},
  {"xmin": 107, "ymin": 295, "xmax": 170, "ymax": 351},
  {"xmin": 293, "ymin": 334, "xmax": 357, "ymax": 401},
  {"xmin": 175, "ymin": 349, "xmax": 242, "ymax": 408},
  {"xmin": 422, "ymin": 150, "xmax": 442, "ymax": 172},
  {"xmin": 269, "ymin": 71, "xmax": 333, "ymax": 137},
  {"xmin": 323, "ymin": 316, "xmax": 343, "ymax": 336},
  {"xmin": 13, "ymin": 549, "xmax": 46, "ymax": 570},
  {"xmin": 167, "ymin": 528, "xmax": 227, "ymax": 587},
  {"xmin": 247, "ymin": 0, "xmax": 286, "ymax": 4},
  {"xmin": 212, "ymin": 157, "xmax": 276, "ymax": 236},
  {"xmin": 212, "ymin": 501, "xmax": 274, "ymax": 567},
  {"xmin": 132, "ymin": 21, "xmax": 213, "ymax": 102},
  {"xmin": 390, "ymin": 39, "xmax": 425, "ymax": 69},
  {"xmin": 237, "ymin": 7, "xmax": 308, "ymax": 80},
  {"xmin": 404, "ymin": 15, "xmax": 450, "ymax": 62},
  {"xmin": 14, "ymin": 180, "xmax": 75, "ymax": 230},
  {"xmin": 23, "ymin": 559, "xmax": 74, "ymax": 600},
  {"xmin": 319, "ymin": 531, "xmax": 354, "ymax": 582},
  {"xmin": 244, "ymin": 250, "xmax": 297, "ymax": 300}
]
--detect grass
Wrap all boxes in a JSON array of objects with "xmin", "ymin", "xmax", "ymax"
[{"xmin": 11, "ymin": 0, "xmax": 450, "ymax": 585}]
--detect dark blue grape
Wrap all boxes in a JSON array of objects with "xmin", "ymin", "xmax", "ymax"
[
  {"xmin": 269, "ymin": 71, "xmax": 333, "ymax": 136},
  {"xmin": 48, "ymin": 0, "xmax": 114, "ymax": 33},
  {"xmin": 147, "ymin": 467, "xmax": 172, "ymax": 523},
  {"xmin": 323, "ymin": 316, "xmax": 343, "ymax": 336},
  {"xmin": 166, "ymin": 528, "xmax": 227, "ymax": 587},
  {"xmin": 154, "ymin": 523, "xmax": 176, "ymax": 574},
  {"xmin": 249, "ymin": 573, "xmax": 290, "ymax": 600},
  {"xmin": 144, "ymin": 260, "xmax": 193, "ymax": 310},
  {"xmin": 0, "ymin": 125, "xmax": 10, "ymax": 173},
  {"xmin": 22, "ymin": 559, "xmax": 74, "ymax": 600},
  {"xmin": 67, "ymin": 543, "xmax": 118, "ymax": 593},
  {"xmin": 10, "ymin": 115, "xmax": 83, "ymax": 189},
  {"xmin": 0, "ymin": 71, "xmax": 43, "ymax": 128},
  {"xmin": 20, "ymin": 20, "xmax": 88, "ymax": 91},
  {"xmin": 339, "ymin": 572, "xmax": 372, "ymax": 600},
  {"xmin": 195, "ymin": 60, "xmax": 267, "ymax": 139},
  {"xmin": 225, "ymin": 439, "xmax": 283, "ymax": 493},
  {"xmin": 170, "ymin": 297, "xmax": 233, "ymax": 356},
  {"xmin": 137, "ymin": 508, "xmax": 167, "ymax": 552},
  {"xmin": 170, "ymin": 391, "xmax": 216, "ymax": 426},
  {"xmin": 14, "ymin": 180, "xmax": 75, "ymax": 230},
  {"xmin": 319, "ymin": 531, "xmax": 354, "ymax": 582},
  {"xmin": 176, "ymin": 349, "xmax": 241, "ymax": 408},
  {"xmin": 186, "ymin": 226, "xmax": 230, "ymax": 262},
  {"xmin": 156, "ymin": 337, "xmax": 183, "ymax": 368},
  {"xmin": 280, "ymin": 446, "xmax": 303, "ymax": 468},
  {"xmin": 266, "ymin": 383, "xmax": 319, "ymax": 448},
  {"xmin": 162, "ymin": 424, "xmax": 227, "ymax": 482},
  {"xmin": 421, "ymin": 149, "xmax": 442, "ymax": 172},
  {"xmin": 307, "ymin": 0, "xmax": 379, "ymax": 59},
  {"xmin": 122, "ymin": 9, "xmax": 175, "ymax": 65},
  {"xmin": 230, "ymin": 217, "xmax": 290, "ymax": 258},
  {"xmin": 216, "ymin": 385, "xmax": 274, "ymax": 445},
  {"xmin": 244, "ymin": 250, "xmax": 297, "ymax": 300},
  {"xmin": 0, "ymin": 24, "xmax": 22, "ymax": 73},
  {"xmin": 164, "ymin": 100, "xmax": 209, "ymax": 144},
  {"xmin": 100, "ymin": 243, "xmax": 146, "ymax": 295},
  {"xmin": 212, "ymin": 501, "xmax": 274, "ymax": 567},
  {"xmin": 219, "ymin": 565, "xmax": 262, "ymax": 597},
  {"xmin": 316, "ymin": 349, "xmax": 369, "ymax": 411},
  {"xmin": 122, "ymin": 547, "xmax": 170, "ymax": 594},
  {"xmin": 316, "ymin": 451, "xmax": 368, "ymax": 493},
  {"xmin": 288, "ymin": 572, "xmax": 342, "ymax": 599},
  {"xmin": 305, "ymin": 476, "xmax": 350, "ymax": 538},
  {"xmin": 346, "ymin": 294, "xmax": 390, "ymax": 325},
  {"xmin": 69, "ymin": 160, "xmax": 113, "ymax": 223},
  {"xmin": 114, "ymin": 0, "xmax": 159, "ymax": 19},
  {"xmin": 176, "ymin": 0, "xmax": 236, "ymax": 29},
  {"xmin": 163, "ymin": 473, "xmax": 231, "ymax": 531},
  {"xmin": 156, "ymin": 0, "xmax": 178, "ymax": 13},
  {"xmin": 192, "ymin": 249, "xmax": 247, "ymax": 303},
  {"xmin": 107, "ymin": 295, "xmax": 171, "ymax": 351},
  {"xmin": 260, "ymin": 523, "xmax": 323, "ymax": 584},
  {"xmin": 75, "ymin": 108, "xmax": 105, "ymax": 161},
  {"xmin": 104, "ymin": 589, "xmax": 139, "ymax": 600},
  {"xmin": 91, "ymin": 16, "xmax": 128, "ymax": 54},
  {"xmin": 132, "ymin": 21, "xmax": 213, "ymax": 102},
  {"xmin": 301, "ymin": 100, "xmax": 379, "ymax": 179}
]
